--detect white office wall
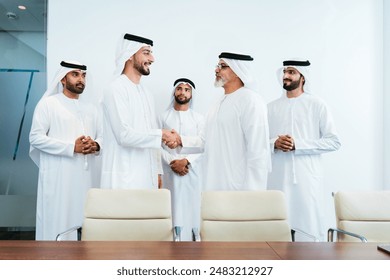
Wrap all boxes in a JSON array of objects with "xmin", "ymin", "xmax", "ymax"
[
  {"xmin": 48, "ymin": 0, "xmax": 384, "ymax": 230},
  {"xmin": 384, "ymin": 1, "xmax": 390, "ymax": 190}
]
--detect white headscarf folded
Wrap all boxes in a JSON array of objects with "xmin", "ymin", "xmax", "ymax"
[
  {"xmin": 114, "ymin": 33, "xmax": 153, "ymax": 76},
  {"xmin": 43, "ymin": 60, "xmax": 87, "ymax": 99},
  {"xmin": 219, "ymin": 53, "xmax": 259, "ymax": 92},
  {"xmin": 167, "ymin": 78, "xmax": 196, "ymax": 110},
  {"xmin": 276, "ymin": 58, "xmax": 312, "ymax": 94}
]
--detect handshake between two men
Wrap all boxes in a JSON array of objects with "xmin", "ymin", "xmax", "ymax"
[
  {"xmin": 162, "ymin": 129, "xmax": 182, "ymax": 149},
  {"xmin": 162, "ymin": 129, "xmax": 189, "ymax": 177}
]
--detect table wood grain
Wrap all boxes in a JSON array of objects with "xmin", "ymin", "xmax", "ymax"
[{"xmin": 0, "ymin": 241, "xmax": 389, "ymax": 260}]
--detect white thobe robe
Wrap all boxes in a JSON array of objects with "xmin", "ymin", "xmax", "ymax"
[
  {"xmin": 158, "ymin": 108, "xmax": 204, "ymax": 241},
  {"xmin": 181, "ymin": 87, "xmax": 270, "ymax": 190},
  {"xmin": 101, "ymin": 75, "xmax": 162, "ymax": 189},
  {"xmin": 267, "ymin": 93, "xmax": 341, "ymax": 241},
  {"xmin": 29, "ymin": 93, "xmax": 102, "ymax": 240}
]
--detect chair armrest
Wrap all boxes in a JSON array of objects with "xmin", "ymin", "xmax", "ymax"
[
  {"xmin": 56, "ymin": 226, "xmax": 82, "ymax": 241},
  {"xmin": 327, "ymin": 228, "xmax": 367, "ymax": 242},
  {"xmin": 192, "ymin": 227, "xmax": 201, "ymax": 242},
  {"xmin": 291, "ymin": 228, "xmax": 319, "ymax": 242},
  {"xmin": 173, "ymin": 226, "xmax": 182, "ymax": 242}
]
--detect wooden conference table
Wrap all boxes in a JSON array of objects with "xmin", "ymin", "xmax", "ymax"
[{"xmin": 0, "ymin": 241, "xmax": 389, "ymax": 260}]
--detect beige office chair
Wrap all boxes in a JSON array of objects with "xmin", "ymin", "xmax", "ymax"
[
  {"xmin": 56, "ymin": 188, "xmax": 180, "ymax": 241},
  {"xmin": 196, "ymin": 190, "xmax": 317, "ymax": 242},
  {"xmin": 328, "ymin": 191, "xmax": 390, "ymax": 242}
]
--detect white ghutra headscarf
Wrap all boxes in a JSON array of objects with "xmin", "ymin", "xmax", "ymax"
[
  {"xmin": 276, "ymin": 58, "xmax": 312, "ymax": 94},
  {"xmin": 43, "ymin": 61, "xmax": 87, "ymax": 99},
  {"xmin": 166, "ymin": 78, "xmax": 196, "ymax": 110},
  {"xmin": 218, "ymin": 52, "xmax": 259, "ymax": 92},
  {"xmin": 114, "ymin": 33, "xmax": 153, "ymax": 76}
]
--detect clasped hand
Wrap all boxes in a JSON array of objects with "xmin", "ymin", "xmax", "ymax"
[
  {"xmin": 74, "ymin": 136, "xmax": 99, "ymax": 154},
  {"xmin": 162, "ymin": 129, "xmax": 181, "ymax": 149},
  {"xmin": 275, "ymin": 134, "xmax": 295, "ymax": 152},
  {"xmin": 170, "ymin": 159, "xmax": 189, "ymax": 176}
]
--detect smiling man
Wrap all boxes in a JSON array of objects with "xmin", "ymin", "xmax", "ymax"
[
  {"xmin": 101, "ymin": 33, "xmax": 179, "ymax": 190},
  {"xmin": 267, "ymin": 59, "xmax": 341, "ymax": 241},
  {"xmin": 178, "ymin": 52, "xmax": 271, "ymax": 191}
]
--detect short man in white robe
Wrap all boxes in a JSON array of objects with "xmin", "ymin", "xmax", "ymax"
[
  {"xmin": 29, "ymin": 61, "xmax": 102, "ymax": 240},
  {"xmin": 158, "ymin": 78, "xmax": 204, "ymax": 241},
  {"xmin": 267, "ymin": 59, "xmax": 341, "ymax": 241},
  {"xmin": 100, "ymin": 33, "xmax": 179, "ymax": 189},
  {"xmin": 171, "ymin": 52, "xmax": 270, "ymax": 190}
]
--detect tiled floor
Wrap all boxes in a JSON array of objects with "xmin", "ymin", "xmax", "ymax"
[{"xmin": 0, "ymin": 227, "xmax": 35, "ymax": 240}]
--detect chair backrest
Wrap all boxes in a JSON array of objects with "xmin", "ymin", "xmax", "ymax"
[
  {"xmin": 334, "ymin": 191, "xmax": 390, "ymax": 242},
  {"xmin": 200, "ymin": 190, "xmax": 292, "ymax": 241},
  {"xmin": 81, "ymin": 188, "xmax": 174, "ymax": 241}
]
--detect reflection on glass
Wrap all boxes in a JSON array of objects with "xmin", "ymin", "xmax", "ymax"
[{"xmin": 0, "ymin": 0, "xmax": 47, "ymax": 239}]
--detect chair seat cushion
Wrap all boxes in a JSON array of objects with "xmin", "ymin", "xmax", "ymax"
[
  {"xmin": 82, "ymin": 218, "xmax": 173, "ymax": 241},
  {"xmin": 201, "ymin": 220, "xmax": 292, "ymax": 242},
  {"xmin": 338, "ymin": 221, "xmax": 390, "ymax": 242}
]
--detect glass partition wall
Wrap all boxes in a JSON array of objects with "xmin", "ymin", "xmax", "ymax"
[{"xmin": 0, "ymin": 0, "xmax": 47, "ymax": 239}]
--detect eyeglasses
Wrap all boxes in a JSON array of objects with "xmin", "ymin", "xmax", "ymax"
[{"xmin": 215, "ymin": 64, "xmax": 230, "ymax": 70}]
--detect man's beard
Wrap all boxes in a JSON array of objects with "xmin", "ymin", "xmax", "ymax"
[
  {"xmin": 283, "ymin": 78, "xmax": 300, "ymax": 91},
  {"xmin": 175, "ymin": 95, "xmax": 191, "ymax": 105},
  {"xmin": 66, "ymin": 82, "xmax": 85, "ymax": 94},
  {"xmin": 134, "ymin": 57, "xmax": 150, "ymax": 76},
  {"xmin": 214, "ymin": 77, "xmax": 225, "ymax": 88}
]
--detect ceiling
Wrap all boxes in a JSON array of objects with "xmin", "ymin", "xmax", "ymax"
[{"xmin": 0, "ymin": 0, "xmax": 46, "ymax": 32}]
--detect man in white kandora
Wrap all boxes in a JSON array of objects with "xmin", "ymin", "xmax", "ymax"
[
  {"xmin": 29, "ymin": 61, "xmax": 102, "ymax": 240},
  {"xmin": 100, "ymin": 33, "xmax": 179, "ymax": 189},
  {"xmin": 158, "ymin": 78, "xmax": 204, "ymax": 241},
  {"xmin": 267, "ymin": 59, "xmax": 341, "ymax": 241},
  {"xmin": 172, "ymin": 52, "xmax": 270, "ymax": 190}
]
